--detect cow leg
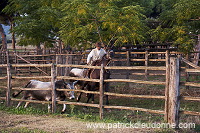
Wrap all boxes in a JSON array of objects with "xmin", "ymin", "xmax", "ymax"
[
  {"xmin": 16, "ymin": 96, "xmax": 27, "ymax": 108},
  {"xmin": 48, "ymin": 104, "xmax": 51, "ymax": 113},
  {"xmin": 91, "ymin": 94, "xmax": 94, "ymax": 104},
  {"xmin": 85, "ymin": 84, "xmax": 92, "ymax": 103},
  {"xmin": 16, "ymin": 101, "xmax": 23, "ymax": 108},
  {"xmin": 88, "ymin": 83, "xmax": 97, "ymax": 104},
  {"xmin": 76, "ymin": 84, "xmax": 83, "ymax": 102},
  {"xmin": 77, "ymin": 92, "xmax": 82, "ymax": 102},
  {"xmin": 77, "ymin": 83, "xmax": 87, "ymax": 102},
  {"xmin": 24, "ymin": 102, "xmax": 30, "ymax": 108},
  {"xmin": 61, "ymin": 104, "xmax": 66, "ymax": 114},
  {"xmin": 61, "ymin": 98, "xmax": 67, "ymax": 114},
  {"xmin": 105, "ymin": 83, "xmax": 109, "ymax": 105},
  {"xmin": 86, "ymin": 94, "xmax": 92, "ymax": 103}
]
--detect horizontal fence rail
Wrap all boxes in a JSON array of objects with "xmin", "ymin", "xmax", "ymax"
[
  {"xmin": 182, "ymin": 96, "xmax": 200, "ymax": 101},
  {"xmin": 56, "ymin": 88, "xmax": 166, "ymax": 99},
  {"xmin": 12, "ymin": 87, "xmax": 52, "ymax": 91},
  {"xmin": 12, "ymin": 76, "xmax": 52, "ymax": 79},
  {"xmin": 103, "ymin": 105, "xmax": 165, "ymax": 114}
]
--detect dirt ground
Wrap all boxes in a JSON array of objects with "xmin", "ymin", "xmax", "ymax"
[{"xmin": 0, "ymin": 111, "xmax": 155, "ymax": 133}]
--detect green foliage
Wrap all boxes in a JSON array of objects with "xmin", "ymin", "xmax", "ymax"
[
  {"xmin": 60, "ymin": 0, "xmax": 146, "ymax": 48},
  {"xmin": 3, "ymin": 0, "xmax": 64, "ymax": 46},
  {"xmin": 150, "ymin": 0, "xmax": 200, "ymax": 52},
  {"xmin": 0, "ymin": 0, "xmax": 10, "ymax": 25},
  {"xmin": 2, "ymin": 0, "xmax": 200, "ymax": 51}
]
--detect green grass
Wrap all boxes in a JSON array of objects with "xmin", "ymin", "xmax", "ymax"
[
  {"xmin": 0, "ymin": 99, "xmax": 164, "ymax": 123},
  {"xmin": 1, "ymin": 103, "xmax": 198, "ymax": 132},
  {"xmin": 0, "ymin": 102, "xmax": 48, "ymax": 115},
  {"xmin": 0, "ymin": 127, "xmax": 48, "ymax": 133},
  {"xmin": 0, "ymin": 97, "xmax": 199, "ymax": 133}
]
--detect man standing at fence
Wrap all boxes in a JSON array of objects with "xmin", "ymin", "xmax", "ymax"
[
  {"xmin": 87, "ymin": 42, "xmax": 107, "ymax": 65},
  {"xmin": 86, "ymin": 42, "xmax": 107, "ymax": 78}
]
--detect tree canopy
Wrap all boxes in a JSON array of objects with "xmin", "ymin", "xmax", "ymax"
[
  {"xmin": 150, "ymin": 0, "xmax": 200, "ymax": 52},
  {"xmin": 3, "ymin": 0, "xmax": 64, "ymax": 47},
  {"xmin": 2, "ymin": 0, "xmax": 200, "ymax": 51},
  {"xmin": 59, "ymin": 0, "xmax": 146, "ymax": 48}
]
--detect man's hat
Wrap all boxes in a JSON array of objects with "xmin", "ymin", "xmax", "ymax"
[{"xmin": 94, "ymin": 42, "xmax": 102, "ymax": 47}]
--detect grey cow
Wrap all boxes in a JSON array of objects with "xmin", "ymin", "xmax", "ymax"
[{"xmin": 12, "ymin": 80, "xmax": 75, "ymax": 113}]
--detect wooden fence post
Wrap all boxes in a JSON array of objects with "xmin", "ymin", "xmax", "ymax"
[
  {"xmin": 51, "ymin": 63, "xmax": 56, "ymax": 113},
  {"xmin": 65, "ymin": 54, "xmax": 71, "ymax": 76},
  {"xmin": 164, "ymin": 50, "xmax": 170, "ymax": 121},
  {"xmin": 99, "ymin": 64, "xmax": 104, "ymax": 119},
  {"xmin": 126, "ymin": 51, "xmax": 130, "ymax": 88},
  {"xmin": 185, "ymin": 54, "xmax": 190, "ymax": 89},
  {"xmin": 145, "ymin": 50, "xmax": 149, "ymax": 80},
  {"xmin": 167, "ymin": 56, "xmax": 180, "ymax": 128},
  {"xmin": 14, "ymin": 51, "xmax": 17, "ymax": 75},
  {"xmin": 6, "ymin": 63, "xmax": 11, "ymax": 106},
  {"xmin": 56, "ymin": 55, "xmax": 59, "ymax": 76},
  {"xmin": 126, "ymin": 51, "xmax": 130, "ymax": 66},
  {"xmin": 6, "ymin": 50, "xmax": 11, "ymax": 106}
]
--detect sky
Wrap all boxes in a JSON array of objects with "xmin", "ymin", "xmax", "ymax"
[{"xmin": 2, "ymin": 24, "xmax": 10, "ymax": 35}]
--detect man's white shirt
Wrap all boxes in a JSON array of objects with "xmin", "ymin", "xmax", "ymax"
[{"xmin": 87, "ymin": 48, "xmax": 107, "ymax": 64}]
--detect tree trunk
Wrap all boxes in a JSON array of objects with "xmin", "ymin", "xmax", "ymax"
[
  {"xmin": 58, "ymin": 39, "xmax": 62, "ymax": 54},
  {"xmin": 0, "ymin": 24, "xmax": 7, "ymax": 50},
  {"xmin": 193, "ymin": 34, "xmax": 200, "ymax": 66},
  {"xmin": 10, "ymin": 22, "xmax": 16, "ymax": 49}
]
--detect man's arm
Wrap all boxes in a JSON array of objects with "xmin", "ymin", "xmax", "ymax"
[
  {"xmin": 101, "ymin": 49, "xmax": 107, "ymax": 57},
  {"xmin": 103, "ymin": 49, "xmax": 107, "ymax": 54},
  {"xmin": 87, "ymin": 50, "xmax": 93, "ymax": 64}
]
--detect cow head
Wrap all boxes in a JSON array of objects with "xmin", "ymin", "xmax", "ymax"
[
  {"xmin": 65, "ymin": 82, "xmax": 75, "ymax": 100},
  {"xmin": 55, "ymin": 80, "xmax": 75, "ymax": 100},
  {"xmin": 63, "ymin": 81, "xmax": 78, "ymax": 100}
]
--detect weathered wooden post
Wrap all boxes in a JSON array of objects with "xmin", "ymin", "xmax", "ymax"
[
  {"xmin": 65, "ymin": 54, "xmax": 73, "ymax": 76},
  {"xmin": 29, "ymin": 56, "xmax": 31, "ymax": 75},
  {"xmin": 14, "ymin": 51, "xmax": 17, "ymax": 75},
  {"xmin": 99, "ymin": 64, "xmax": 104, "ymax": 119},
  {"xmin": 56, "ymin": 54, "xmax": 65, "ymax": 76},
  {"xmin": 126, "ymin": 51, "xmax": 130, "ymax": 66},
  {"xmin": 126, "ymin": 51, "xmax": 130, "ymax": 88},
  {"xmin": 6, "ymin": 63, "xmax": 11, "ymax": 106},
  {"xmin": 56, "ymin": 55, "xmax": 59, "ymax": 76},
  {"xmin": 51, "ymin": 63, "xmax": 56, "ymax": 113},
  {"xmin": 6, "ymin": 50, "xmax": 11, "ymax": 106},
  {"xmin": 185, "ymin": 54, "xmax": 190, "ymax": 89},
  {"xmin": 164, "ymin": 50, "xmax": 170, "ymax": 121},
  {"xmin": 167, "ymin": 56, "xmax": 180, "ymax": 128},
  {"xmin": 145, "ymin": 50, "xmax": 149, "ymax": 80},
  {"xmin": 62, "ymin": 55, "xmax": 66, "ymax": 75}
]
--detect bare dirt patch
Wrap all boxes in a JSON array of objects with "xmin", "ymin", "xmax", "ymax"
[{"xmin": 0, "ymin": 111, "xmax": 155, "ymax": 133}]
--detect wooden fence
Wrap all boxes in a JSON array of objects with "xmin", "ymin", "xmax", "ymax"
[
  {"xmin": 0, "ymin": 49, "xmax": 186, "ymax": 77},
  {"xmin": 0, "ymin": 55, "xmax": 200, "ymax": 127}
]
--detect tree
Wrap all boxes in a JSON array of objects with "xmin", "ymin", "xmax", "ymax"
[
  {"xmin": 4, "ymin": 0, "xmax": 64, "ymax": 48},
  {"xmin": 150, "ymin": 0, "xmax": 199, "ymax": 48},
  {"xmin": 0, "ymin": 0, "xmax": 17, "ymax": 49},
  {"xmin": 59, "ymin": 0, "xmax": 147, "ymax": 49},
  {"xmin": 150, "ymin": 0, "xmax": 200, "ymax": 64},
  {"xmin": 4, "ymin": 0, "xmax": 199, "ymax": 56},
  {"xmin": 0, "ymin": 0, "xmax": 9, "ymax": 50},
  {"xmin": 170, "ymin": 0, "xmax": 200, "ymax": 65}
]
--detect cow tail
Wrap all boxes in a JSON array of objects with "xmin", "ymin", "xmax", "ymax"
[
  {"xmin": 12, "ymin": 90, "xmax": 23, "ymax": 97},
  {"xmin": 12, "ymin": 81, "xmax": 31, "ymax": 98}
]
